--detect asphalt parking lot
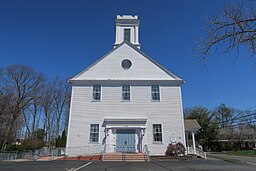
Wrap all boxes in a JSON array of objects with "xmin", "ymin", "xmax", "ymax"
[{"xmin": 0, "ymin": 159, "xmax": 256, "ymax": 171}]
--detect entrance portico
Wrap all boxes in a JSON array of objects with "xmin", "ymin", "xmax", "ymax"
[
  {"xmin": 103, "ymin": 118, "xmax": 147, "ymax": 153},
  {"xmin": 184, "ymin": 119, "xmax": 205, "ymax": 158}
]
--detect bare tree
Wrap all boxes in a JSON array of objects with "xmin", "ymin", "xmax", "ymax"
[
  {"xmin": 198, "ymin": 1, "xmax": 256, "ymax": 64},
  {"xmin": 27, "ymin": 87, "xmax": 44, "ymax": 134},
  {"xmin": 39, "ymin": 77, "xmax": 71, "ymax": 147},
  {"xmin": 214, "ymin": 104, "xmax": 234, "ymax": 128},
  {"xmin": 52, "ymin": 77, "xmax": 71, "ymax": 137},
  {"xmin": 0, "ymin": 64, "xmax": 45, "ymax": 150},
  {"xmin": 0, "ymin": 64, "xmax": 72, "ymax": 149},
  {"xmin": 63, "ymin": 91, "xmax": 71, "ymax": 133},
  {"xmin": 41, "ymin": 82, "xmax": 55, "ymax": 144},
  {"xmin": 0, "ymin": 87, "xmax": 15, "ymax": 149}
]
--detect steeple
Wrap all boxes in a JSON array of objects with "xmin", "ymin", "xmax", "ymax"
[{"xmin": 114, "ymin": 15, "xmax": 140, "ymax": 49}]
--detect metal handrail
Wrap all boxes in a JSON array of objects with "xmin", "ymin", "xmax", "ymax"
[
  {"xmin": 143, "ymin": 145, "xmax": 150, "ymax": 162},
  {"xmin": 186, "ymin": 147, "xmax": 206, "ymax": 159},
  {"xmin": 195, "ymin": 148, "xmax": 207, "ymax": 159},
  {"xmin": 101, "ymin": 143, "xmax": 107, "ymax": 161}
]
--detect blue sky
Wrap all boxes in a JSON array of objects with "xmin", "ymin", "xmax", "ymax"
[{"xmin": 1, "ymin": 0, "xmax": 256, "ymax": 110}]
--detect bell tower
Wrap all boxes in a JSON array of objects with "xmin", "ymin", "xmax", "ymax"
[{"xmin": 114, "ymin": 15, "xmax": 140, "ymax": 49}]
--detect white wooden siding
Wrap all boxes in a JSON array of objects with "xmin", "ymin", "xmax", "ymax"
[
  {"xmin": 72, "ymin": 43, "xmax": 176, "ymax": 80},
  {"xmin": 66, "ymin": 84, "xmax": 186, "ymax": 155}
]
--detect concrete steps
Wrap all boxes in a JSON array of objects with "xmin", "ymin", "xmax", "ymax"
[{"xmin": 103, "ymin": 153, "xmax": 147, "ymax": 162}]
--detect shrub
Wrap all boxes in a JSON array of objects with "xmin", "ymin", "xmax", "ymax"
[
  {"xmin": 165, "ymin": 142, "xmax": 185, "ymax": 156},
  {"xmin": 22, "ymin": 138, "xmax": 45, "ymax": 150},
  {"xmin": 5, "ymin": 144, "xmax": 24, "ymax": 152},
  {"xmin": 210, "ymin": 141, "xmax": 223, "ymax": 152},
  {"xmin": 222, "ymin": 142, "xmax": 233, "ymax": 151}
]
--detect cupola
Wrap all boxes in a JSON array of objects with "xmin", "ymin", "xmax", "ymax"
[{"xmin": 114, "ymin": 15, "xmax": 140, "ymax": 49}]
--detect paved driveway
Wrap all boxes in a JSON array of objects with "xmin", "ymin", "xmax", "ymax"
[
  {"xmin": 0, "ymin": 161, "xmax": 86, "ymax": 171},
  {"xmin": 0, "ymin": 160, "xmax": 256, "ymax": 171},
  {"xmin": 84, "ymin": 160, "xmax": 256, "ymax": 171},
  {"xmin": 207, "ymin": 152, "xmax": 256, "ymax": 166}
]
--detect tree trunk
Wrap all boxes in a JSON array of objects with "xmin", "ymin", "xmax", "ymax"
[{"xmin": 1, "ymin": 112, "xmax": 15, "ymax": 150}]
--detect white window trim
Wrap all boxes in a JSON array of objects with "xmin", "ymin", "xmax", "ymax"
[
  {"xmin": 89, "ymin": 124, "xmax": 100, "ymax": 143},
  {"xmin": 121, "ymin": 85, "xmax": 131, "ymax": 102},
  {"xmin": 92, "ymin": 85, "xmax": 101, "ymax": 102},
  {"xmin": 152, "ymin": 124, "xmax": 163, "ymax": 144},
  {"xmin": 151, "ymin": 85, "xmax": 160, "ymax": 102}
]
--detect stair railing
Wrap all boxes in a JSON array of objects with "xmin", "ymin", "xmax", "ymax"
[
  {"xmin": 143, "ymin": 144, "xmax": 150, "ymax": 162},
  {"xmin": 101, "ymin": 143, "xmax": 107, "ymax": 161},
  {"xmin": 123, "ymin": 142, "xmax": 127, "ymax": 161},
  {"xmin": 195, "ymin": 147, "xmax": 207, "ymax": 159}
]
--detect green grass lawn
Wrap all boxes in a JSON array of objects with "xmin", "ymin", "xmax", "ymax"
[{"xmin": 223, "ymin": 150, "xmax": 256, "ymax": 157}]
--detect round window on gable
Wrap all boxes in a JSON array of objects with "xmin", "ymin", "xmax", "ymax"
[{"xmin": 121, "ymin": 59, "xmax": 132, "ymax": 69}]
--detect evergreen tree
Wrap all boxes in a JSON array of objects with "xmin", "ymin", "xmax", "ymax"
[
  {"xmin": 56, "ymin": 130, "xmax": 66, "ymax": 147},
  {"xmin": 185, "ymin": 106, "xmax": 220, "ymax": 151}
]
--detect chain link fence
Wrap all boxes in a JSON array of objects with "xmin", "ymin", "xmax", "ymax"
[
  {"xmin": 65, "ymin": 145, "xmax": 103, "ymax": 156},
  {"xmin": 0, "ymin": 148, "xmax": 65, "ymax": 161},
  {"xmin": 0, "ymin": 151, "xmax": 18, "ymax": 160}
]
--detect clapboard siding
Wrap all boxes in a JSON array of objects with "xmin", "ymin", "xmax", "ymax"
[
  {"xmin": 73, "ymin": 43, "xmax": 177, "ymax": 80},
  {"xmin": 66, "ymin": 84, "xmax": 186, "ymax": 155}
]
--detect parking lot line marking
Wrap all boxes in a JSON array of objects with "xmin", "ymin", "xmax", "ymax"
[{"xmin": 74, "ymin": 162, "xmax": 92, "ymax": 171}]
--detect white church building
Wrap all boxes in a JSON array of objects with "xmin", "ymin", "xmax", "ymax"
[{"xmin": 66, "ymin": 15, "xmax": 186, "ymax": 158}]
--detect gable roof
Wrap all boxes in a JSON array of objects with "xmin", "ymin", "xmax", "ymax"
[
  {"xmin": 184, "ymin": 119, "xmax": 201, "ymax": 131},
  {"xmin": 70, "ymin": 41, "xmax": 183, "ymax": 83}
]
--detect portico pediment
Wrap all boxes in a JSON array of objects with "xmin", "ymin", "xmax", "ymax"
[{"xmin": 103, "ymin": 118, "xmax": 147, "ymax": 128}]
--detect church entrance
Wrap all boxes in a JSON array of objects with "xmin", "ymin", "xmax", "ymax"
[{"xmin": 116, "ymin": 129, "xmax": 136, "ymax": 153}]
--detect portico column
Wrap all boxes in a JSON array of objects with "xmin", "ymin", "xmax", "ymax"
[
  {"xmin": 192, "ymin": 131, "xmax": 196, "ymax": 154},
  {"xmin": 185, "ymin": 131, "xmax": 189, "ymax": 147},
  {"xmin": 140, "ymin": 128, "xmax": 145, "ymax": 152}
]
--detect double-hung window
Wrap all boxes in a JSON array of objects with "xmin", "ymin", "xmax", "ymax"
[
  {"xmin": 122, "ymin": 85, "xmax": 130, "ymax": 101},
  {"xmin": 90, "ymin": 124, "xmax": 99, "ymax": 143},
  {"xmin": 92, "ymin": 85, "xmax": 101, "ymax": 101},
  {"xmin": 151, "ymin": 85, "xmax": 160, "ymax": 101},
  {"xmin": 153, "ymin": 124, "xmax": 162, "ymax": 142}
]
